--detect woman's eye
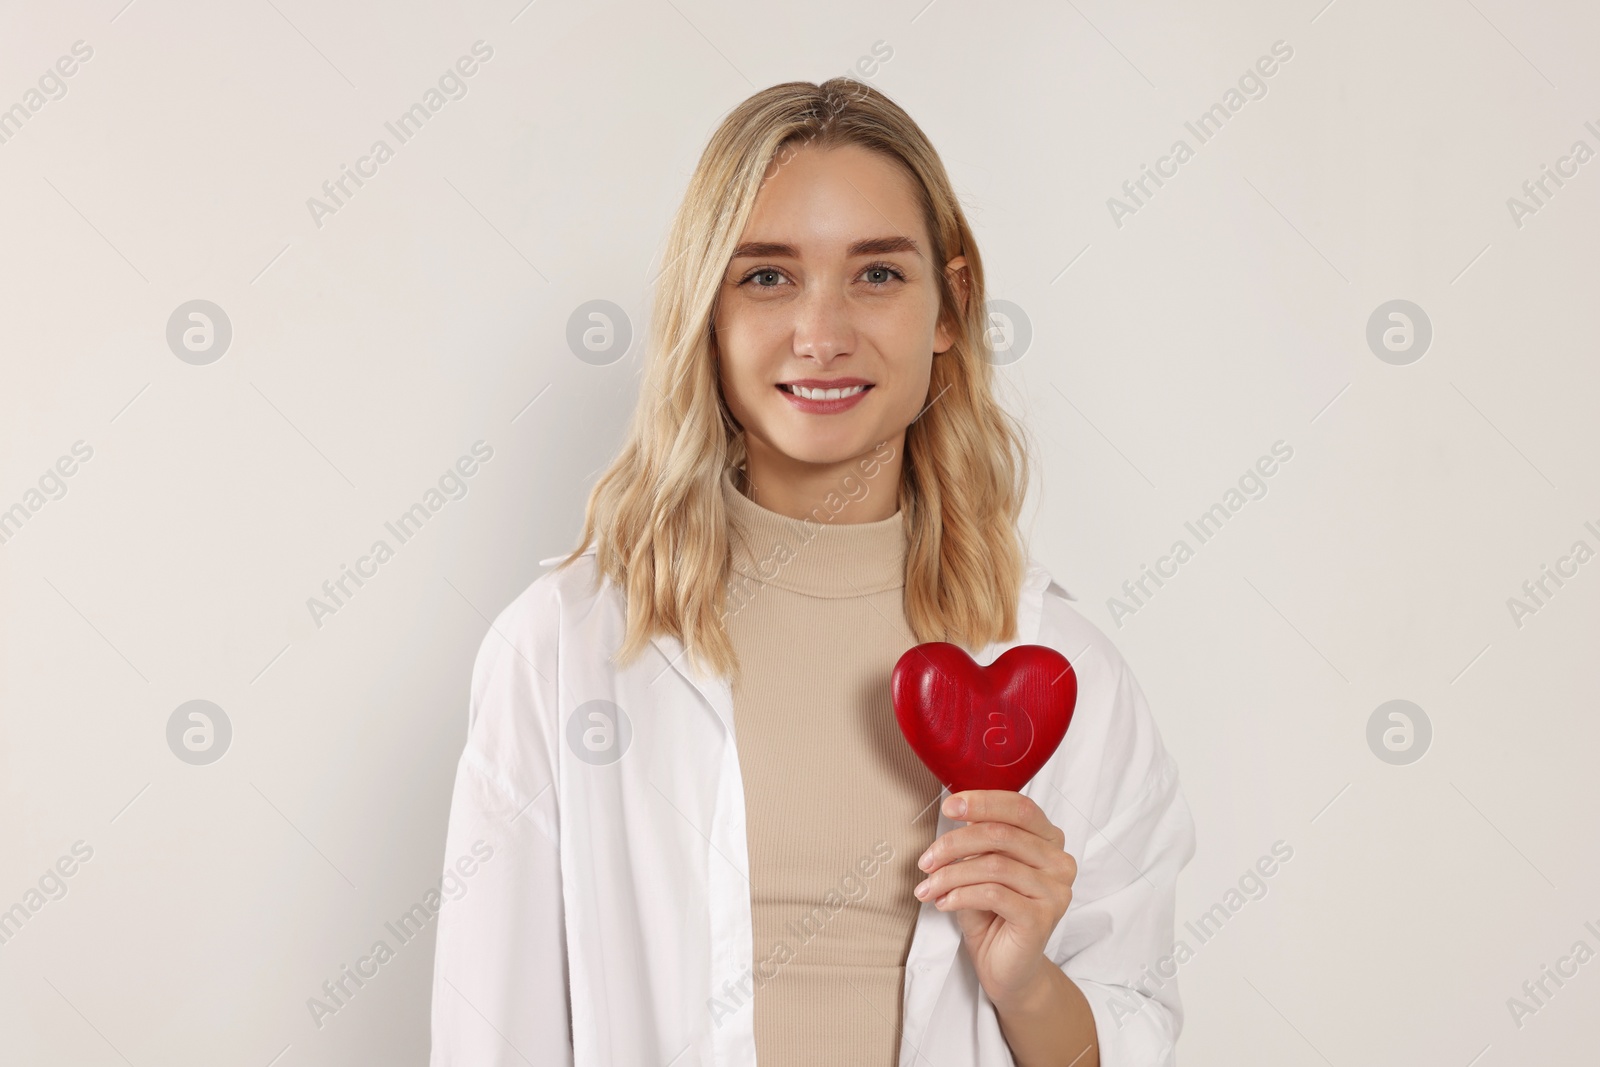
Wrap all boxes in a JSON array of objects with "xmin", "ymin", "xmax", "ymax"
[
  {"xmin": 862, "ymin": 263, "xmax": 904, "ymax": 286},
  {"xmin": 738, "ymin": 264, "xmax": 902, "ymax": 288}
]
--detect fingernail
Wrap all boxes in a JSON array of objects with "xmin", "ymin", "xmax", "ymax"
[
  {"xmin": 917, "ymin": 849, "xmax": 933, "ymax": 870},
  {"xmin": 943, "ymin": 796, "xmax": 967, "ymax": 818},
  {"xmin": 914, "ymin": 879, "xmax": 930, "ymax": 899}
]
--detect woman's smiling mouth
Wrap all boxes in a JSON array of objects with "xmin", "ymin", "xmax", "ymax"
[{"xmin": 777, "ymin": 378, "xmax": 874, "ymax": 413}]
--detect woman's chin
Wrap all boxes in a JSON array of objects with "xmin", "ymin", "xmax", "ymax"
[{"xmin": 767, "ymin": 435, "xmax": 886, "ymax": 470}]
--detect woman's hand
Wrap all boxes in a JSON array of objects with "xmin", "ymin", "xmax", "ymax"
[{"xmin": 913, "ymin": 789, "xmax": 1078, "ymax": 1013}]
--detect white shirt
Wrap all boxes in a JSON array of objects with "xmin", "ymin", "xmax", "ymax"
[{"xmin": 429, "ymin": 545, "xmax": 1196, "ymax": 1066}]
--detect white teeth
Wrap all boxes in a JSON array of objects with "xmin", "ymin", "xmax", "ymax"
[{"xmin": 789, "ymin": 384, "xmax": 865, "ymax": 400}]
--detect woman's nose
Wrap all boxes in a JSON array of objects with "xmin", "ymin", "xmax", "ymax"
[{"xmin": 791, "ymin": 282, "xmax": 853, "ymax": 363}]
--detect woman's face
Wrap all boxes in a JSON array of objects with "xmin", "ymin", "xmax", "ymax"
[{"xmin": 714, "ymin": 142, "xmax": 966, "ymax": 483}]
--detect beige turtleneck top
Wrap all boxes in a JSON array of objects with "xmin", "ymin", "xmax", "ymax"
[{"xmin": 719, "ymin": 467, "xmax": 944, "ymax": 1066}]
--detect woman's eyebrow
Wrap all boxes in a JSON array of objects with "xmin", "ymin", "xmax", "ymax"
[{"xmin": 729, "ymin": 235, "xmax": 923, "ymax": 260}]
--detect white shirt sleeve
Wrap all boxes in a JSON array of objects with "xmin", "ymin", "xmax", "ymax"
[
  {"xmin": 1042, "ymin": 645, "xmax": 1198, "ymax": 1067},
  {"xmin": 430, "ymin": 578, "xmax": 573, "ymax": 1066}
]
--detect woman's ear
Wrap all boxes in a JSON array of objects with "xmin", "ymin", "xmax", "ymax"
[
  {"xmin": 945, "ymin": 254, "xmax": 970, "ymax": 314},
  {"xmin": 933, "ymin": 254, "xmax": 970, "ymax": 355}
]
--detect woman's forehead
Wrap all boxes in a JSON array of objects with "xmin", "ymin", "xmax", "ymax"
[{"xmin": 740, "ymin": 146, "xmax": 928, "ymax": 257}]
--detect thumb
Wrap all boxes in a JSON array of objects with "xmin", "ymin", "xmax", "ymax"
[{"xmin": 952, "ymin": 902, "xmax": 992, "ymax": 941}]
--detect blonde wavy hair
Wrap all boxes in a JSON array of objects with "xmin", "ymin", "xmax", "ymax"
[{"xmin": 554, "ymin": 76, "xmax": 1033, "ymax": 682}]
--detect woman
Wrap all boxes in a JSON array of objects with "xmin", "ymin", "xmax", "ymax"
[{"xmin": 429, "ymin": 77, "xmax": 1195, "ymax": 1067}]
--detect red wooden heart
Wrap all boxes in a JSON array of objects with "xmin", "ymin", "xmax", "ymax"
[{"xmin": 891, "ymin": 642, "xmax": 1077, "ymax": 794}]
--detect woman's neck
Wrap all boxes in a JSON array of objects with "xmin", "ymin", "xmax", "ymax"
[{"xmin": 735, "ymin": 434, "xmax": 906, "ymax": 524}]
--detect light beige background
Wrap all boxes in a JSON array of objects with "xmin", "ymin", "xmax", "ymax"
[{"xmin": 1, "ymin": 0, "xmax": 1596, "ymax": 1064}]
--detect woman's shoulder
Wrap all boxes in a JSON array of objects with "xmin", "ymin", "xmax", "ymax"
[
  {"xmin": 1023, "ymin": 554, "xmax": 1182, "ymax": 817},
  {"xmin": 492, "ymin": 547, "xmax": 607, "ymax": 628},
  {"xmin": 1024, "ymin": 555, "xmax": 1128, "ymax": 684},
  {"xmin": 468, "ymin": 548, "xmax": 609, "ymax": 690}
]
